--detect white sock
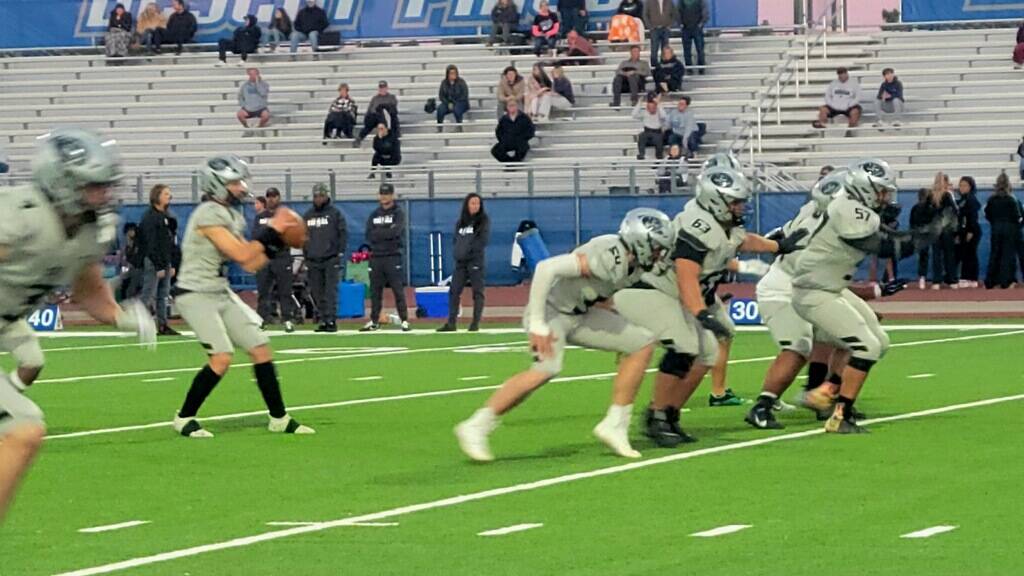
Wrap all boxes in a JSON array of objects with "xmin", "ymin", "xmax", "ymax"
[
  {"xmin": 468, "ymin": 407, "xmax": 497, "ymax": 428},
  {"xmin": 606, "ymin": 403, "xmax": 633, "ymax": 425},
  {"xmin": 9, "ymin": 371, "xmax": 27, "ymax": 392}
]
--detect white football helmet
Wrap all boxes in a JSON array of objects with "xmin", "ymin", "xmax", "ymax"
[
  {"xmin": 619, "ymin": 207, "xmax": 675, "ymax": 271},
  {"xmin": 844, "ymin": 158, "xmax": 897, "ymax": 210},
  {"xmin": 32, "ymin": 128, "xmax": 122, "ymax": 216},
  {"xmin": 701, "ymin": 151, "xmax": 742, "ymax": 172},
  {"xmin": 695, "ymin": 167, "xmax": 752, "ymax": 225},
  {"xmin": 809, "ymin": 168, "xmax": 847, "ymax": 214},
  {"xmin": 199, "ymin": 155, "xmax": 252, "ymax": 205}
]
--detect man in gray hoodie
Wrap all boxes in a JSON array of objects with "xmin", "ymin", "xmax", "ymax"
[
  {"xmin": 236, "ymin": 67, "xmax": 270, "ymax": 129},
  {"xmin": 813, "ymin": 67, "xmax": 862, "ymax": 129}
]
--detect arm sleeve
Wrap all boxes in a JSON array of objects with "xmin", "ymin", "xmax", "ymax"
[
  {"xmin": 258, "ymin": 81, "xmax": 269, "ymax": 98},
  {"xmin": 474, "ymin": 218, "xmax": 491, "ymax": 256},
  {"xmin": 365, "ymin": 214, "xmax": 379, "ymax": 245},
  {"xmin": 337, "ymin": 211, "xmax": 348, "ymax": 257},
  {"xmin": 843, "ymin": 211, "xmax": 951, "ymax": 260},
  {"xmin": 526, "ymin": 253, "xmax": 582, "ymax": 333}
]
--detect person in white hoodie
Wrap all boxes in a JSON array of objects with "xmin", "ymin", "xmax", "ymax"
[{"xmin": 813, "ymin": 67, "xmax": 862, "ymax": 129}]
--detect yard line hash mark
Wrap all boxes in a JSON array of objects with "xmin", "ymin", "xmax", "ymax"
[
  {"xmin": 900, "ymin": 525, "xmax": 958, "ymax": 539},
  {"xmin": 478, "ymin": 523, "xmax": 544, "ymax": 536},
  {"xmin": 459, "ymin": 376, "xmax": 489, "ymax": 381},
  {"xmin": 78, "ymin": 521, "xmax": 150, "ymax": 534},
  {"xmin": 908, "ymin": 373, "xmax": 935, "ymax": 379},
  {"xmin": 690, "ymin": 524, "xmax": 752, "ymax": 537},
  {"xmin": 351, "ymin": 376, "xmax": 383, "ymax": 381},
  {"xmin": 54, "ymin": 393, "xmax": 1024, "ymax": 576}
]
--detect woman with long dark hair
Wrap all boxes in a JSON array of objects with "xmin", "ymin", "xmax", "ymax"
[
  {"xmin": 105, "ymin": 3, "xmax": 133, "ymax": 58},
  {"xmin": 985, "ymin": 172, "xmax": 1021, "ymax": 288},
  {"xmin": 955, "ymin": 176, "xmax": 982, "ymax": 287},
  {"xmin": 438, "ymin": 193, "xmax": 490, "ymax": 332}
]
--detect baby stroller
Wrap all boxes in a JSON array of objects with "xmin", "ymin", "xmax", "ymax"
[{"xmin": 290, "ymin": 252, "xmax": 318, "ymax": 324}]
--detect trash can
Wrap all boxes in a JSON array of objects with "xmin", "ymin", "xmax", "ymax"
[{"xmin": 516, "ymin": 228, "xmax": 551, "ymax": 274}]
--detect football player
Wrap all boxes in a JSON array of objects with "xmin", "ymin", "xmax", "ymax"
[
  {"xmin": 170, "ymin": 155, "xmax": 313, "ymax": 438},
  {"xmin": 615, "ymin": 166, "xmax": 807, "ymax": 447},
  {"xmin": 0, "ymin": 129, "xmax": 156, "ymax": 522},
  {"xmin": 791, "ymin": 158, "xmax": 954, "ymax": 433},
  {"xmin": 455, "ymin": 208, "xmax": 675, "ymax": 461}
]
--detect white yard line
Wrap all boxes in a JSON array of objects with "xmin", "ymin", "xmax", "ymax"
[
  {"xmin": 141, "ymin": 377, "xmax": 175, "ymax": 383},
  {"xmin": 43, "ymin": 330, "xmax": 1022, "ymax": 442},
  {"xmin": 78, "ymin": 521, "xmax": 150, "ymax": 534},
  {"xmin": 690, "ymin": 524, "xmax": 752, "ymax": 537},
  {"xmin": 908, "ymin": 373, "xmax": 935, "ymax": 379},
  {"xmin": 478, "ymin": 523, "xmax": 544, "ymax": 537},
  {"xmin": 54, "ymin": 392, "xmax": 1024, "ymax": 576},
  {"xmin": 351, "ymin": 376, "xmax": 383, "ymax": 382},
  {"xmin": 459, "ymin": 376, "xmax": 490, "ymax": 381},
  {"xmin": 265, "ymin": 522, "xmax": 397, "ymax": 527},
  {"xmin": 900, "ymin": 525, "xmax": 958, "ymax": 539}
]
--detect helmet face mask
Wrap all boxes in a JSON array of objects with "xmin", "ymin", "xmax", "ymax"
[
  {"xmin": 32, "ymin": 129, "xmax": 122, "ymax": 217},
  {"xmin": 618, "ymin": 208, "xmax": 675, "ymax": 272},
  {"xmin": 696, "ymin": 167, "xmax": 752, "ymax": 226}
]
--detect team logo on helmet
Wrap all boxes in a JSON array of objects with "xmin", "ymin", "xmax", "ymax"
[
  {"xmin": 709, "ymin": 172, "xmax": 734, "ymax": 188},
  {"xmin": 53, "ymin": 137, "xmax": 88, "ymax": 166},
  {"xmin": 208, "ymin": 157, "xmax": 230, "ymax": 171},
  {"xmin": 821, "ymin": 180, "xmax": 842, "ymax": 194},
  {"xmin": 861, "ymin": 161, "xmax": 885, "ymax": 178},
  {"xmin": 640, "ymin": 214, "xmax": 666, "ymax": 232}
]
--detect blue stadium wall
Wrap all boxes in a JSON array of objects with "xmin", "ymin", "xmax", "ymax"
[
  {"xmin": 117, "ymin": 190, "xmax": 1022, "ymax": 288},
  {"xmin": 0, "ymin": 0, "xmax": 757, "ymax": 50},
  {"xmin": 902, "ymin": 0, "xmax": 1024, "ymax": 22}
]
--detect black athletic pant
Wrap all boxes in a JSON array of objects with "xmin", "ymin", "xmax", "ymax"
[
  {"xmin": 217, "ymin": 38, "xmax": 252, "ymax": 62},
  {"xmin": 369, "ymin": 255, "xmax": 408, "ymax": 322},
  {"xmin": 916, "ymin": 246, "xmax": 930, "ymax": 279},
  {"xmin": 323, "ymin": 112, "xmax": 354, "ymax": 139},
  {"xmin": 307, "ymin": 256, "xmax": 341, "ymax": 322},
  {"xmin": 985, "ymin": 225, "xmax": 1019, "ymax": 288},
  {"xmin": 257, "ymin": 255, "xmax": 296, "ymax": 322},
  {"xmin": 957, "ymin": 234, "xmax": 981, "ymax": 282},
  {"xmin": 447, "ymin": 259, "xmax": 485, "ymax": 326},
  {"xmin": 491, "ymin": 141, "xmax": 529, "ymax": 162},
  {"xmin": 930, "ymin": 231, "xmax": 958, "ymax": 285}
]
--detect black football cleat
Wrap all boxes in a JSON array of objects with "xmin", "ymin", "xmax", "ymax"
[{"xmin": 745, "ymin": 403, "xmax": 784, "ymax": 430}]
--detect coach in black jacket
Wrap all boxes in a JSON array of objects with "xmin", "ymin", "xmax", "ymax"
[
  {"xmin": 303, "ymin": 184, "xmax": 347, "ymax": 332},
  {"xmin": 253, "ymin": 188, "xmax": 298, "ymax": 330},
  {"xmin": 361, "ymin": 184, "xmax": 409, "ymax": 332},
  {"xmin": 438, "ymin": 193, "xmax": 490, "ymax": 332}
]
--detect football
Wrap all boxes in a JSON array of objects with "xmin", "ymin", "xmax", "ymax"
[{"xmin": 272, "ymin": 208, "xmax": 307, "ymax": 248}]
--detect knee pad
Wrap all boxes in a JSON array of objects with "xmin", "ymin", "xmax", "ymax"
[
  {"xmin": 658, "ymin": 350, "xmax": 694, "ymax": 378},
  {"xmin": 847, "ymin": 356, "xmax": 876, "ymax": 373}
]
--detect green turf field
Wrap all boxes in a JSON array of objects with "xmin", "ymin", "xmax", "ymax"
[{"xmin": 3, "ymin": 324, "xmax": 1023, "ymax": 575}]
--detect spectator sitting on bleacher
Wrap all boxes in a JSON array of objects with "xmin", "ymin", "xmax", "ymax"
[
  {"xmin": 488, "ymin": 0, "xmax": 519, "ymax": 47},
  {"xmin": 236, "ymin": 67, "xmax": 270, "ymax": 131},
  {"xmin": 526, "ymin": 63, "xmax": 555, "ymax": 121},
  {"xmin": 267, "ymin": 8, "xmax": 292, "ymax": 51},
  {"xmin": 217, "ymin": 14, "xmax": 261, "ymax": 66},
  {"xmin": 563, "ymin": 29, "xmax": 599, "ymax": 65},
  {"xmin": 558, "ymin": 0, "xmax": 588, "ymax": 38},
  {"xmin": 437, "ymin": 65, "xmax": 471, "ymax": 126},
  {"xmin": 611, "ymin": 45, "xmax": 650, "ymax": 107},
  {"xmin": 873, "ymin": 67, "xmax": 905, "ymax": 129},
  {"xmin": 155, "ymin": 0, "xmax": 196, "ymax": 56},
  {"xmin": 1017, "ymin": 136, "xmax": 1024, "ymax": 181},
  {"xmin": 813, "ymin": 67, "xmax": 862, "ymax": 130},
  {"xmin": 633, "ymin": 92, "xmax": 668, "ymax": 160},
  {"xmin": 666, "ymin": 96, "xmax": 699, "ymax": 158},
  {"xmin": 653, "ymin": 46, "xmax": 685, "ymax": 94},
  {"xmin": 291, "ymin": 0, "xmax": 329, "ymax": 53},
  {"xmin": 105, "ymin": 3, "xmax": 133, "ymax": 59},
  {"xmin": 491, "ymin": 100, "xmax": 535, "ymax": 163},
  {"xmin": 657, "ymin": 144, "xmax": 687, "ymax": 193},
  {"xmin": 137, "ymin": 2, "xmax": 166, "ymax": 55},
  {"xmin": 617, "ymin": 0, "xmax": 643, "ymax": 19},
  {"xmin": 496, "ymin": 66, "xmax": 526, "ymax": 118},
  {"xmin": 551, "ymin": 65, "xmax": 576, "ymax": 107},
  {"xmin": 1013, "ymin": 21, "xmax": 1024, "ymax": 69},
  {"xmin": 370, "ymin": 124, "xmax": 401, "ymax": 180},
  {"xmin": 323, "ymin": 83, "xmax": 357, "ymax": 140},
  {"xmin": 531, "ymin": 1, "xmax": 560, "ymax": 57},
  {"xmin": 355, "ymin": 81, "xmax": 400, "ymax": 146}
]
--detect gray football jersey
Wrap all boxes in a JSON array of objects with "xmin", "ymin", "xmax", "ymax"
[
  {"xmin": 656, "ymin": 199, "xmax": 745, "ymax": 302},
  {"xmin": 177, "ymin": 201, "xmax": 247, "ymax": 293},
  {"xmin": 0, "ymin": 185, "xmax": 116, "ymax": 319},
  {"xmin": 792, "ymin": 193, "xmax": 880, "ymax": 292},
  {"xmin": 773, "ymin": 201, "xmax": 825, "ymax": 277},
  {"xmin": 545, "ymin": 234, "xmax": 642, "ymax": 315}
]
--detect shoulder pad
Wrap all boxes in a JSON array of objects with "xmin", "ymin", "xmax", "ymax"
[{"xmin": 828, "ymin": 196, "xmax": 880, "ymax": 240}]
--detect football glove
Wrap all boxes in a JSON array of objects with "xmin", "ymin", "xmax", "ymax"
[
  {"xmin": 736, "ymin": 259, "xmax": 771, "ymax": 278},
  {"xmin": 116, "ymin": 299, "xmax": 157, "ymax": 351},
  {"xmin": 775, "ymin": 228, "xmax": 809, "ymax": 255},
  {"xmin": 697, "ymin": 309, "xmax": 733, "ymax": 340}
]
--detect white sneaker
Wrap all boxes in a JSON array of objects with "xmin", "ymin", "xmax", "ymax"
[
  {"xmin": 173, "ymin": 412, "xmax": 214, "ymax": 438},
  {"xmin": 215, "ymin": 60, "xmax": 226, "ymax": 67},
  {"xmin": 931, "ymin": 283, "xmax": 941, "ymax": 290},
  {"xmin": 455, "ymin": 410, "xmax": 497, "ymax": 462},
  {"xmin": 593, "ymin": 405, "xmax": 641, "ymax": 459},
  {"xmin": 268, "ymin": 414, "xmax": 316, "ymax": 434},
  {"xmin": 918, "ymin": 277, "xmax": 926, "ymax": 290},
  {"xmin": 284, "ymin": 320, "xmax": 295, "ymax": 333},
  {"xmin": 401, "ymin": 321, "xmax": 411, "ymax": 332},
  {"xmin": 773, "ymin": 398, "xmax": 798, "ymax": 412}
]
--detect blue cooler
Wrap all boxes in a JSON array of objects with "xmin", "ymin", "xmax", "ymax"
[
  {"xmin": 337, "ymin": 281, "xmax": 366, "ymax": 318},
  {"xmin": 516, "ymin": 228, "xmax": 551, "ymax": 274},
  {"xmin": 415, "ymin": 286, "xmax": 450, "ymax": 318}
]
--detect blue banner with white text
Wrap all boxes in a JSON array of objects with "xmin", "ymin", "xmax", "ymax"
[
  {"xmin": 902, "ymin": 0, "xmax": 1024, "ymax": 22},
  {"xmin": 0, "ymin": 0, "xmax": 757, "ymax": 50}
]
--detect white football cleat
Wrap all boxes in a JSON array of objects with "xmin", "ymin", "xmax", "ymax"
[
  {"xmin": 773, "ymin": 398, "xmax": 798, "ymax": 412},
  {"xmin": 268, "ymin": 414, "xmax": 316, "ymax": 434},
  {"xmin": 455, "ymin": 409, "xmax": 497, "ymax": 462},
  {"xmin": 593, "ymin": 405, "xmax": 641, "ymax": 459},
  {"xmin": 173, "ymin": 413, "xmax": 214, "ymax": 438}
]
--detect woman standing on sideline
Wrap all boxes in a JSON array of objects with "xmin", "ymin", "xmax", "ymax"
[
  {"xmin": 955, "ymin": 176, "xmax": 982, "ymax": 287},
  {"xmin": 984, "ymin": 172, "xmax": 1022, "ymax": 289},
  {"xmin": 929, "ymin": 172, "xmax": 958, "ymax": 289},
  {"xmin": 138, "ymin": 184, "xmax": 180, "ymax": 335},
  {"xmin": 438, "ymin": 193, "xmax": 490, "ymax": 332},
  {"xmin": 910, "ymin": 188, "xmax": 933, "ymax": 289}
]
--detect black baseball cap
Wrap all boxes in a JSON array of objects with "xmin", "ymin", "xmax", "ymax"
[
  {"xmin": 265, "ymin": 187, "xmax": 281, "ymax": 197},
  {"xmin": 379, "ymin": 183, "xmax": 395, "ymax": 195}
]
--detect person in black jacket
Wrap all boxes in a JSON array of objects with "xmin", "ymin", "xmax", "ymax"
[
  {"xmin": 370, "ymin": 123, "xmax": 401, "ymax": 179},
  {"xmin": 488, "ymin": 0, "xmax": 519, "ymax": 46},
  {"xmin": 653, "ymin": 46, "xmax": 685, "ymax": 94},
  {"xmin": 438, "ymin": 194, "xmax": 490, "ymax": 332},
  {"xmin": 105, "ymin": 3, "xmax": 133, "ymax": 58},
  {"xmin": 558, "ymin": 0, "xmax": 588, "ymax": 37},
  {"xmin": 955, "ymin": 176, "xmax": 982, "ymax": 287},
  {"xmin": 928, "ymin": 172, "xmax": 959, "ymax": 288},
  {"xmin": 491, "ymin": 100, "xmax": 535, "ymax": 163},
  {"xmin": 909, "ymin": 188, "xmax": 932, "ymax": 289},
  {"xmin": 984, "ymin": 172, "xmax": 1021, "ymax": 289},
  {"xmin": 303, "ymin": 183, "xmax": 347, "ymax": 332},
  {"xmin": 217, "ymin": 14, "xmax": 261, "ymax": 65},
  {"xmin": 437, "ymin": 65, "xmax": 471, "ymax": 126},
  {"xmin": 361, "ymin": 184, "xmax": 410, "ymax": 332},
  {"xmin": 617, "ymin": 0, "xmax": 643, "ymax": 18},
  {"xmin": 155, "ymin": 0, "xmax": 197, "ymax": 55},
  {"xmin": 252, "ymin": 188, "xmax": 298, "ymax": 331},
  {"xmin": 290, "ymin": 0, "xmax": 329, "ymax": 53},
  {"xmin": 138, "ymin": 184, "xmax": 179, "ymax": 335}
]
